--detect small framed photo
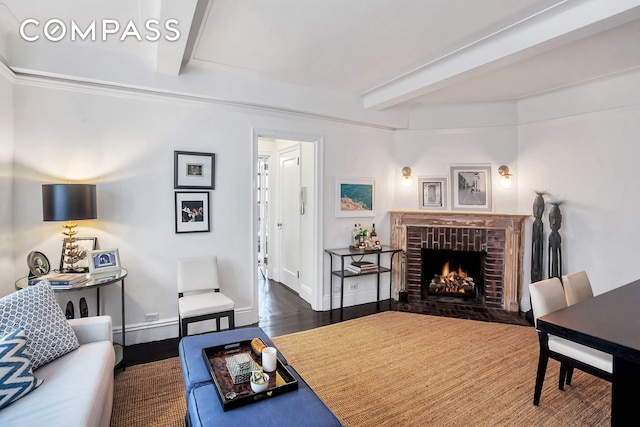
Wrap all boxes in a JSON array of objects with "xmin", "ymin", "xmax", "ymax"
[
  {"xmin": 418, "ymin": 177, "xmax": 448, "ymax": 211},
  {"xmin": 60, "ymin": 237, "xmax": 98, "ymax": 272},
  {"xmin": 450, "ymin": 165, "xmax": 492, "ymax": 212},
  {"xmin": 174, "ymin": 151, "xmax": 215, "ymax": 189},
  {"xmin": 88, "ymin": 248, "xmax": 121, "ymax": 274},
  {"xmin": 175, "ymin": 192, "xmax": 210, "ymax": 233},
  {"xmin": 335, "ymin": 177, "xmax": 375, "ymax": 218}
]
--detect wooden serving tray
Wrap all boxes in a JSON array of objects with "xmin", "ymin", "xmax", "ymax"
[{"xmin": 202, "ymin": 339, "xmax": 298, "ymax": 411}]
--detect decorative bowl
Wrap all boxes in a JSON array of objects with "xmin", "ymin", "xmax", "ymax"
[{"xmin": 250, "ymin": 373, "xmax": 269, "ymax": 393}]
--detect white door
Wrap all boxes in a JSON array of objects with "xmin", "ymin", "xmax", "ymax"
[{"xmin": 278, "ymin": 146, "xmax": 301, "ymax": 293}]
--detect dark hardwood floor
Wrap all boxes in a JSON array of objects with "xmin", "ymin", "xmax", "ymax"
[{"xmin": 125, "ymin": 278, "xmax": 389, "ymax": 366}]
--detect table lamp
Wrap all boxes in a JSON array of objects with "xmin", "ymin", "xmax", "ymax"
[{"xmin": 42, "ymin": 184, "xmax": 97, "ymax": 272}]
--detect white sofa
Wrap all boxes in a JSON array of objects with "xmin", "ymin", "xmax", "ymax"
[{"xmin": 0, "ymin": 316, "xmax": 115, "ymax": 427}]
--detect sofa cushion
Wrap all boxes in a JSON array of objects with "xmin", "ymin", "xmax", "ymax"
[
  {"xmin": 0, "ymin": 282, "xmax": 79, "ymax": 369},
  {"xmin": 0, "ymin": 340, "xmax": 115, "ymax": 427},
  {"xmin": 0, "ymin": 327, "xmax": 43, "ymax": 409}
]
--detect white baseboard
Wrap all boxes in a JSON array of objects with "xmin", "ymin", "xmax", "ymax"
[{"xmin": 113, "ymin": 307, "xmax": 258, "ymax": 345}]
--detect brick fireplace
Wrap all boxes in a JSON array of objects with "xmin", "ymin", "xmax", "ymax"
[{"xmin": 390, "ymin": 211, "xmax": 528, "ymax": 313}]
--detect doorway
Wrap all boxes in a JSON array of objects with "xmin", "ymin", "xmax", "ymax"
[{"xmin": 254, "ymin": 131, "xmax": 324, "ymax": 312}]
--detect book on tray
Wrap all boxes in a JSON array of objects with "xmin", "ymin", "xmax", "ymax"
[{"xmin": 29, "ymin": 273, "xmax": 90, "ymax": 287}]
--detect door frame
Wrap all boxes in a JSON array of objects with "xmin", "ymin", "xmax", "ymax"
[{"xmin": 252, "ymin": 128, "xmax": 325, "ymax": 310}]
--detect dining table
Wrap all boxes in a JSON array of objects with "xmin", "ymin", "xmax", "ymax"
[{"xmin": 536, "ymin": 278, "xmax": 640, "ymax": 426}]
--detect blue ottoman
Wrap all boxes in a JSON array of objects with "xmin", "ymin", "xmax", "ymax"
[
  {"xmin": 187, "ymin": 366, "xmax": 342, "ymax": 427},
  {"xmin": 179, "ymin": 327, "xmax": 286, "ymax": 399}
]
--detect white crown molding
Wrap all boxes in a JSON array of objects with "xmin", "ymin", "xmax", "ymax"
[
  {"xmin": 0, "ymin": 60, "xmax": 16, "ymax": 82},
  {"xmin": 11, "ymin": 70, "xmax": 398, "ymax": 131}
]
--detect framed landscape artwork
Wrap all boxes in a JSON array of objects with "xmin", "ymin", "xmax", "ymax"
[
  {"xmin": 450, "ymin": 165, "xmax": 492, "ymax": 212},
  {"xmin": 175, "ymin": 192, "xmax": 210, "ymax": 233},
  {"xmin": 335, "ymin": 177, "xmax": 375, "ymax": 217},
  {"xmin": 418, "ymin": 177, "xmax": 448, "ymax": 211}
]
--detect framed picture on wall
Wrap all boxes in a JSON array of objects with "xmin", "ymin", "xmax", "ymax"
[
  {"xmin": 418, "ymin": 177, "xmax": 448, "ymax": 211},
  {"xmin": 175, "ymin": 192, "xmax": 210, "ymax": 233},
  {"xmin": 450, "ymin": 165, "xmax": 492, "ymax": 212},
  {"xmin": 335, "ymin": 177, "xmax": 375, "ymax": 217},
  {"xmin": 174, "ymin": 151, "xmax": 215, "ymax": 189}
]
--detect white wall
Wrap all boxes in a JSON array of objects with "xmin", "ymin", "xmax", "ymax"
[
  {"xmin": 321, "ymin": 125, "xmax": 396, "ymax": 306},
  {"xmin": 0, "ymin": 66, "xmax": 14, "ymax": 293},
  {"xmin": 516, "ymin": 70, "xmax": 640, "ymax": 296},
  {"xmin": 8, "ymin": 78, "xmax": 395, "ymax": 343},
  {"xmin": 395, "ymin": 103, "xmax": 519, "ymax": 213}
]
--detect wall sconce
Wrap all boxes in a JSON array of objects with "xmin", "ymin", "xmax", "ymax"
[
  {"xmin": 42, "ymin": 184, "xmax": 97, "ymax": 272},
  {"xmin": 498, "ymin": 165, "xmax": 512, "ymax": 189},
  {"xmin": 401, "ymin": 166, "xmax": 413, "ymax": 188}
]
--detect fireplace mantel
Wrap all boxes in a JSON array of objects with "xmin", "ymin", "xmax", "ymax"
[{"xmin": 390, "ymin": 211, "xmax": 529, "ymax": 312}]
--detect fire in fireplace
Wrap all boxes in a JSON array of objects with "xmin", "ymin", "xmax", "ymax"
[
  {"xmin": 421, "ymin": 248, "xmax": 486, "ymax": 302},
  {"xmin": 428, "ymin": 261, "xmax": 476, "ymax": 296}
]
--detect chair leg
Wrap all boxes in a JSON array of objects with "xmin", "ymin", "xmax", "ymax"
[
  {"xmin": 534, "ymin": 351, "xmax": 549, "ymax": 406},
  {"xmin": 565, "ymin": 366, "xmax": 574, "ymax": 386},
  {"xmin": 229, "ymin": 312, "xmax": 235, "ymax": 330},
  {"xmin": 559, "ymin": 363, "xmax": 568, "ymax": 390},
  {"xmin": 181, "ymin": 319, "xmax": 189, "ymax": 338}
]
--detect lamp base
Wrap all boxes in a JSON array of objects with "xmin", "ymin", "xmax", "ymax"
[{"xmin": 61, "ymin": 221, "xmax": 82, "ymax": 272}]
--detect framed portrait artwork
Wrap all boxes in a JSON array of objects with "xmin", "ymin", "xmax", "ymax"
[
  {"xmin": 174, "ymin": 151, "xmax": 215, "ymax": 189},
  {"xmin": 450, "ymin": 165, "xmax": 492, "ymax": 212},
  {"xmin": 88, "ymin": 248, "xmax": 121, "ymax": 274},
  {"xmin": 27, "ymin": 251, "xmax": 51, "ymax": 277},
  {"xmin": 418, "ymin": 177, "xmax": 448, "ymax": 211},
  {"xmin": 335, "ymin": 177, "xmax": 375, "ymax": 218},
  {"xmin": 60, "ymin": 237, "xmax": 97, "ymax": 273},
  {"xmin": 175, "ymin": 191, "xmax": 210, "ymax": 233}
]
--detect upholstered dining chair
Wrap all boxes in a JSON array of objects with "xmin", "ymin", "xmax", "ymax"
[
  {"xmin": 528, "ymin": 277, "xmax": 612, "ymax": 406},
  {"xmin": 562, "ymin": 271, "xmax": 594, "ymax": 306},
  {"xmin": 177, "ymin": 255, "xmax": 235, "ymax": 337}
]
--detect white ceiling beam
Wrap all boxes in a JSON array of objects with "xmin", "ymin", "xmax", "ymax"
[
  {"xmin": 362, "ymin": 0, "xmax": 640, "ymax": 110},
  {"xmin": 153, "ymin": 0, "xmax": 199, "ymax": 75}
]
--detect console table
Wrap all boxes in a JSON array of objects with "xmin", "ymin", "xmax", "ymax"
[
  {"xmin": 16, "ymin": 268, "xmax": 128, "ymax": 368},
  {"xmin": 325, "ymin": 246, "xmax": 402, "ymax": 310}
]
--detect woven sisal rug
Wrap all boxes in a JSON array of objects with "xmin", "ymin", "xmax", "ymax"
[{"xmin": 112, "ymin": 311, "xmax": 610, "ymax": 426}]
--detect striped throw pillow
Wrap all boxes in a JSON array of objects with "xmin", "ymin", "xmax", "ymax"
[{"xmin": 0, "ymin": 327, "xmax": 43, "ymax": 409}]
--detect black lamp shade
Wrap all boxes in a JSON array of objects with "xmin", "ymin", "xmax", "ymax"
[{"xmin": 42, "ymin": 184, "xmax": 97, "ymax": 221}]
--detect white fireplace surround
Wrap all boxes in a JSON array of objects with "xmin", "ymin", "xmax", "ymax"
[{"xmin": 390, "ymin": 211, "xmax": 529, "ymax": 312}]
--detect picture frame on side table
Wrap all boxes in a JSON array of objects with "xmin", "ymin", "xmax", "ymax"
[
  {"xmin": 418, "ymin": 177, "xmax": 448, "ymax": 211},
  {"xmin": 175, "ymin": 191, "xmax": 210, "ymax": 233},
  {"xmin": 335, "ymin": 177, "xmax": 375, "ymax": 218},
  {"xmin": 27, "ymin": 251, "xmax": 51, "ymax": 277},
  {"xmin": 450, "ymin": 165, "xmax": 492, "ymax": 212},
  {"xmin": 60, "ymin": 237, "xmax": 98, "ymax": 273},
  {"xmin": 174, "ymin": 151, "xmax": 215, "ymax": 189},
  {"xmin": 88, "ymin": 248, "xmax": 121, "ymax": 274}
]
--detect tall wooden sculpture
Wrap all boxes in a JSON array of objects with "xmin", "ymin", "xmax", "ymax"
[
  {"xmin": 548, "ymin": 202, "xmax": 563, "ymax": 279},
  {"xmin": 531, "ymin": 191, "xmax": 546, "ymax": 283}
]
